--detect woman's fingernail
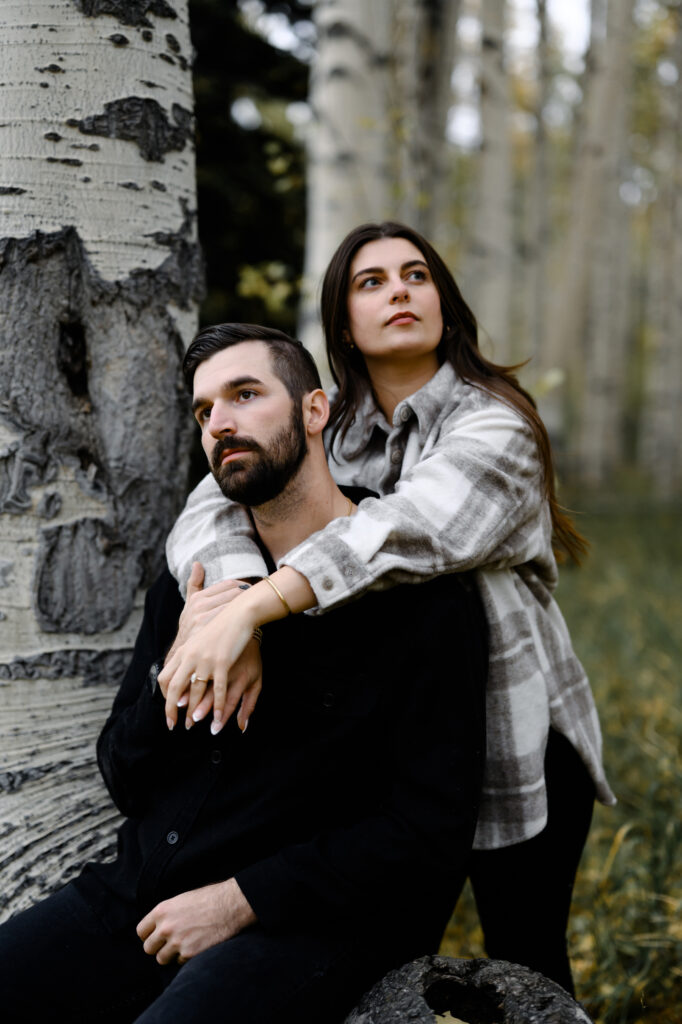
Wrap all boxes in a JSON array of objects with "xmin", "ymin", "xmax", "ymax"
[
  {"xmin": 177, "ymin": 694, "xmax": 188, "ymax": 707},
  {"xmin": 192, "ymin": 708, "xmax": 204, "ymax": 722},
  {"xmin": 185, "ymin": 717, "xmax": 192, "ymax": 730},
  {"xmin": 240, "ymin": 717, "xmax": 249, "ymax": 734},
  {"xmin": 166, "ymin": 717, "xmax": 174, "ymax": 731},
  {"xmin": 210, "ymin": 719, "xmax": 222, "ymax": 736}
]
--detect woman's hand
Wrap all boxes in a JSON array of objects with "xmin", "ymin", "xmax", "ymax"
[
  {"xmin": 159, "ymin": 596, "xmax": 257, "ymax": 734},
  {"xmin": 158, "ymin": 568, "xmax": 318, "ymax": 734},
  {"xmin": 164, "ymin": 561, "xmax": 249, "ymax": 667},
  {"xmin": 186, "ymin": 637, "xmax": 262, "ymax": 733}
]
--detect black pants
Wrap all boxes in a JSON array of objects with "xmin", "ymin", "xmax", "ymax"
[
  {"xmin": 469, "ymin": 728, "xmax": 596, "ymax": 996},
  {"xmin": 0, "ymin": 882, "xmax": 399, "ymax": 1024}
]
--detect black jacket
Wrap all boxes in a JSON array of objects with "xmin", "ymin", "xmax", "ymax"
[{"xmin": 76, "ymin": 563, "xmax": 487, "ymax": 955}]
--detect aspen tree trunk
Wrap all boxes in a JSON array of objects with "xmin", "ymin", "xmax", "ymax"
[
  {"xmin": 468, "ymin": 0, "xmax": 514, "ymax": 364},
  {"xmin": 300, "ymin": 0, "xmax": 459, "ymax": 369},
  {"xmin": 396, "ymin": 0, "xmax": 461, "ymax": 240},
  {"xmin": 638, "ymin": 13, "xmax": 682, "ymax": 497},
  {"xmin": 0, "ymin": 0, "xmax": 201, "ymax": 920},
  {"xmin": 299, "ymin": 0, "xmax": 392, "ymax": 366},
  {"xmin": 524, "ymin": 0, "xmax": 550, "ymax": 371},
  {"xmin": 575, "ymin": 0, "xmax": 635, "ymax": 486},
  {"xmin": 546, "ymin": 0, "xmax": 627, "ymax": 473}
]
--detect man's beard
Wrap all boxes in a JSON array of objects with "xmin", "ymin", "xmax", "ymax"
[{"xmin": 210, "ymin": 405, "xmax": 308, "ymax": 507}]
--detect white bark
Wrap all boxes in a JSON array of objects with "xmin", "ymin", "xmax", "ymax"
[
  {"xmin": 0, "ymin": 0, "xmax": 200, "ymax": 919},
  {"xmin": 574, "ymin": 0, "xmax": 635, "ymax": 485},
  {"xmin": 638, "ymin": 11, "xmax": 682, "ymax": 497},
  {"xmin": 469, "ymin": 0, "xmax": 514, "ymax": 364}
]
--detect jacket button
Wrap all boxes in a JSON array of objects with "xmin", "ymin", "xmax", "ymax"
[
  {"xmin": 166, "ymin": 830, "xmax": 179, "ymax": 845},
  {"xmin": 322, "ymin": 691, "xmax": 335, "ymax": 709},
  {"xmin": 390, "ymin": 448, "xmax": 403, "ymax": 465},
  {"xmin": 400, "ymin": 406, "xmax": 411, "ymax": 422},
  {"xmin": 211, "ymin": 749, "xmax": 222, "ymax": 765},
  {"xmin": 322, "ymin": 577, "xmax": 334, "ymax": 591}
]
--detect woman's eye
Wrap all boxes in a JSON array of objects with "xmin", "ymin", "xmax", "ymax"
[
  {"xmin": 359, "ymin": 275, "xmax": 380, "ymax": 289},
  {"xmin": 407, "ymin": 269, "xmax": 427, "ymax": 282}
]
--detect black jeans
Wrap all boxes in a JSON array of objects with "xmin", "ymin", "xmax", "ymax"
[
  {"xmin": 469, "ymin": 728, "xmax": 596, "ymax": 996},
  {"xmin": 0, "ymin": 883, "xmax": 396, "ymax": 1024}
]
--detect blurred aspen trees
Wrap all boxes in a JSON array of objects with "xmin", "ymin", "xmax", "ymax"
[{"xmin": 299, "ymin": 0, "xmax": 682, "ymax": 495}]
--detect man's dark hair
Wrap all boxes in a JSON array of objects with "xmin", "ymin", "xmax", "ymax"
[{"xmin": 183, "ymin": 323, "xmax": 322, "ymax": 402}]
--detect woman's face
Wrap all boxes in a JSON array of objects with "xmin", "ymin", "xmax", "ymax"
[{"xmin": 346, "ymin": 237, "xmax": 443, "ymax": 367}]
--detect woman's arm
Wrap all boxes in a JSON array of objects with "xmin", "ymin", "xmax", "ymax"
[
  {"xmin": 166, "ymin": 473, "xmax": 269, "ymax": 596},
  {"xmin": 284, "ymin": 397, "xmax": 553, "ymax": 612}
]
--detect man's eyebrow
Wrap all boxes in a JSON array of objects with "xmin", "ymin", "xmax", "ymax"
[
  {"xmin": 191, "ymin": 375, "xmax": 264, "ymax": 414},
  {"xmin": 350, "ymin": 259, "xmax": 428, "ymax": 283}
]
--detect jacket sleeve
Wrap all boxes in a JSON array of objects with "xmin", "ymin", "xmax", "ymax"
[
  {"xmin": 96, "ymin": 568, "xmax": 184, "ymax": 818},
  {"xmin": 234, "ymin": 577, "xmax": 488, "ymax": 931},
  {"xmin": 282, "ymin": 398, "xmax": 554, "ymax": 611},
  {"xmin": 165, "ymin": 473, "xmax": 268, "ymax": 597}
]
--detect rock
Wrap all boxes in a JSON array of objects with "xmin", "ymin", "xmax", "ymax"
[{"xmin": 344, "ymin": 956, "xmax": 594, "ymax": 1024}]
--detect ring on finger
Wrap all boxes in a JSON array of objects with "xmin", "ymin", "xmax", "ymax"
[{"xmin": 190, "ymin": 672, "xmax": 210, "ymax": 685}]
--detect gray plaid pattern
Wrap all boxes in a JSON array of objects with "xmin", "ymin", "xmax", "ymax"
[{"xmin": 166, "ymin": 362, "xmax": 615, "ymax": 849}]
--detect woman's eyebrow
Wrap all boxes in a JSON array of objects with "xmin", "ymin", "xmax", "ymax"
[{"xmin": 350, "ymin": 258, "xmax": 429, "ymax": 284}]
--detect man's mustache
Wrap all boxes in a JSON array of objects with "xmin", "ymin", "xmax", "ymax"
[{"xmin": 211, "ymin": 435, "xmax": 262, "ymax": 473}]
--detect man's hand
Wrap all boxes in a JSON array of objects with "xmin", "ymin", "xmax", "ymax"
[{"xmin": 136, "ymin": 878, "xmax": 256, "ymax": 966}]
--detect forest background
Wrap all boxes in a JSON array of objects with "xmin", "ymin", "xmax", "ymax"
[{"xmin": 0, "ymin": 1, "xmax": 680, "ymax": 1023}]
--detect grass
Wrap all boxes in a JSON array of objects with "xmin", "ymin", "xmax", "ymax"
[{"xmin": 439, "ymin": 503, "xmax": 682, "ymax": 1023}]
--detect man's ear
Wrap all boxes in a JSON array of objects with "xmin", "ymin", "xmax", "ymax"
[{"xmin": 302, "ymin": 388, "xmax": 329, "ymax": 437}]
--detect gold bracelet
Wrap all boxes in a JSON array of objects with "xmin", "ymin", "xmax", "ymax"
[
  {"xmin": 263, "ymin": 575, "xmax": 292, "ymax": 616},
  {"xmin": 252, "ymin": 626, "xmax": 263, "ymax": 646}
]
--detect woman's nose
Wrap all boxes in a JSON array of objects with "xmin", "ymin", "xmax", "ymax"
[{"xmin": 390, "ymin": 282, "xmax": 409, "ymax": 303}]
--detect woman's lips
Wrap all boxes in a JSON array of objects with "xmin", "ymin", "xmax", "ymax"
[{"xmin": 386, "ymin": 311, "xmax": 418, "ymax": 325}]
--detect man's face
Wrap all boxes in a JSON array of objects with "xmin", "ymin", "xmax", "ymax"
[{"xmin": 192, "ymin": 342, "xmax": 307, "ymax": 506}]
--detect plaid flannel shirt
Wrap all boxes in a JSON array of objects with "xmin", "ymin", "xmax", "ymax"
[{"xmin": 166, "ymin": 361, "xmax": 615, "ymax": 849}]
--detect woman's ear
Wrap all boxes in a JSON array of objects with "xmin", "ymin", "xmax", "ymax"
[
  {"xmin": 302, "ymin": 388, "xmax": 330, "ymax": 436},
  {"xmin": 342, "ymin": 329, "xmax": 355, "ymax": 350}
]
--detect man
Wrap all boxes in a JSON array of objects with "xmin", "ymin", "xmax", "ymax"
[{"xmin": 1, "ymin": 324, "xmax": 488, "ymax": 1024}]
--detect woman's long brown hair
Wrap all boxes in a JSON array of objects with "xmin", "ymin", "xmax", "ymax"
[{"xmin": 321, "ymin": 221, "xmax": 587, "ymax": 564}]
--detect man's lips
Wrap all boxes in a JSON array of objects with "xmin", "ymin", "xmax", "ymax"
[
  {"xmin": 386, "ymin": 311, "xmax": 418, "ymax": 325},
  {"xmin": 220, "ymin": 449, "xmax": 252, "ymax": 465}
]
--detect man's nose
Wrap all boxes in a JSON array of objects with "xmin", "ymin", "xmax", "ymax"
[{"xmin": 208, "ymin": 405, "xmax": 237, "ymax": 437}]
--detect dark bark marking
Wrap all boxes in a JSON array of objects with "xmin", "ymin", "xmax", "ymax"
[
  {"xmin": 81, "ymin": 176, "xmax": 92, "ymax": 182},
  {"xmin": 142, "ymin": 29, "xmax": 154, "ymax": 42},
  {"xmin": 0, "ymin": 649, "xmax": 130, "ymax": 687},
  {"xmin": 36, "ymin": 64, "xmax": 65, "ymax": 74},
  {"xmin": 0, "ymin": 186, "xmax": 26, "ymax": 195},
  {"xmin": 70, "ymin": 143, "xmax": 101, "ymax": 151},
  {"xmin": 72, "ymin": 0, "xmax": 177, "ymax": 29},
  {"xmin": 119, "ymin": 181, "xmax": 142, "ymax": 190},
  {"xmin": 57, "ymin": 320, "xmax": 89, "ymax": 398},
  {"xmin": 165, "ymin": 33, "xmax": 180, "ymax": 53},
  {"xmin": 36, "ymin": 492, "xmax": 63, "ymax": 519},
  {"xmin": 46, "ymin": 157, "xmax": 84, "ymax": 166},
  {"xmin": 0, "ymin": 561, "xmax": 13, "ymax": 587},
  {"xmin": 139, "ymin": 79, "xmax": 161, "ymax": 88},
  {"xmin": 44, "ymin": 132, "xmax": 62, "ymax": 142},
  {"xmin": 0, "ymin": 223, "xmax": 202, "ymax": 631},
  {"xmin": 158, "ymin": 53, "xmax": 175, "ymax": 65},
  {"xmin": 40, "ymin": 83, "xmax": 50, "ymax": 89},
  {"xmin": 150, "ymin": 180, "xmax": 166, "ymax": 191},
  {"xmin": 109, "ymin": 33, "xmax": 130, "ymax": 46},
  {"xmin": 68, "ymin": 97, "xmax": 192, "ymax": 162}
]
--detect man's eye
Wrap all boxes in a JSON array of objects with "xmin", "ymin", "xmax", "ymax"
[
  {"xmin": 237, "ymin": 389, "xmax": 257, "ymax": 401},
  {"xmin": 197, "ymin": 407, "xmax": 211, "ymax": 423}
]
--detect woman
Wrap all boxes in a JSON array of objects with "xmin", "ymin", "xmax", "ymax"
[{"xmin": 161, "ymin": 221, "xmax": 615, "ymax": 995}]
